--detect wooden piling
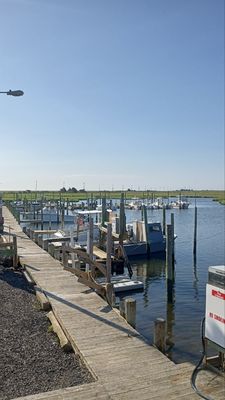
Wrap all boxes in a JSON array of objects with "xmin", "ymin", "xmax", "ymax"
[
  {"xmin": 142, "ymin": 205, "xmax": 150, "ymax": 257},
  {"xmin": 166, "ymin": 224, "xmax": 174, "ymax": 302},
  {"xmin": 66, "ymin": 198, "xmax": 69, "ymax": 215},
  {"xmin": 193, "ymin": 203, "xmax": 197, "ymax": 255},
  {"xmin": 101, "ymin": 197, "xmax": 107, "ymax": 226},
  {"xmin": 62, "ymin": 243, "xmax": 68, "ymax": 268},
  {"xmin": 162, "ymin": 205, "xmax": 166, "ymax": 235},
  {"xmin": 119, "ymin": 193, "xmax": 126, "ymax": 236},
  {"xmin": 40, "ymin": 199, "xmax": 44, "ymax": 230},
  {"xmin": 12, "ymin": 235, "xmax": 17, "ymax": 268},
  {"xmin": 154, "ymin": 318, "xmax": 166, "ymax": 353},
  {"xmin": 115, "ymin": 216, "xmax": 120, "ymax": 234},
  {"xmin": 124, "ymin": 298, "xmax": 136, "ymax": 328},
  {"xmin": 166, "ymin": 224, "xmax": 173, "ymax": 280},
  {"xmin": 57, "ymin": 201, "xmax": 60, "ymax": 224},
  {"xmin": 105, "ymin": 282, "xmax": 115, "ymax": 307},
  {"xmin": 119, "ymin": 300, "xmax": 125, "ymax": 318},
  {"xmin": 86, "ymin": 218, "xmax": 94, "ymax": 273},
  {"xmin": 61, "ymin": 204, "xmax": 65, "ymax": 229},
  {"xmin": 106, "ymin": 223, "xmax": 112, "ymax": 283},
  {"xmin": 170, "ymin": 212, "xmax": 175, "ymax": 260}
]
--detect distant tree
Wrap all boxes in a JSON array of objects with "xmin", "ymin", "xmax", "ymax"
[
  {"xmin": 79, "ymin": 188, "xmax": 86, "ymax": 192},
  {"xmin": 60, "ymin": 187, "xmax": 67, "ymax": 192},
  {"xmin": 67, "ymin": 187, "xmax": 77, "ymax": 193}
]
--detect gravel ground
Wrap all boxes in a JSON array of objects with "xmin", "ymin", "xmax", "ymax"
[{"xmin": 0, "ymin": 264, "xmax": 94, "ymax": 400}]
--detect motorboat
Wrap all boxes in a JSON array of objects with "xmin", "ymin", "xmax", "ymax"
[
  {"xmin": 170, "ymin": 196, "xmax": 190, "ymax": 209},
  {"xmin": 114, "ymin": 221, "xmax": 167, "ymax": 258}
]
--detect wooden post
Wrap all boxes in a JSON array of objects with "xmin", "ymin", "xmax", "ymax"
[
  {"xmin": 106, "ymin": 223, "xmax": 112, "ymax": 283},
  {"xmin": 162, "ymin": 205, "xmax": 166, "ymax": 236},
  {"xmin": 12, "ymin": 235, "xmax": 17, "ymax": 268},
  {"xmin": 124, "ymin": 298, "xmax": 136, "ymax": 328},
  {"xmin": 101, "ymin": 197, "xmax": 107, "ymax": 226},
  {"xmin": 76, "ymin": 215, "xmax": 80, "ymax": 241},
  {"xmin": 70, "ymin": 230, "xmax": 75, "ymax": 269},
  {"xmin": 115, "ymin": 216, "xmax": 120, "ymax": 234},
  {"xmin": 166, "ymin": 224, "xmax": 173, "ymax": 280},
  {"xmin": 61, "ymin": 203, "xmax": 65, "ymax": 229},
  {"xmin": 62, "ymin": 243, "xmax": 68, "ymax": 268},
  {"xmin": 105, "ymin": 282, "xmax": 115, "ymax": 306},
  {"xmin": 166, "ymin": 224, "xmax": 174, "ymax": 303},
  {"xmin": 41, "ymin": 199, "xmax": 44, "ymax": 230},
  {"xmin": 66, "ymin": 198, "xmax": 69, "ymax": 215},
  {"xmin": 142, "ymin": 204, "xmax": 150, "ymax": 257},
  {"xmin": 193, "ymin": 203, "xmax": 197, "ymax": 256},
  {"xmin": 119, "ymin": 193, "xmax": 126, "ymax": 236},
  {"xmin": 30, "ymin": 229, "xmax": 34, "ymax": 241},
  {"xmin": 170, "ymin": 212, "xmax": 175, "ymax": 261},
  {"xmin": 119, "ymin": 300, "xmax": 125, "ymax": 318},
  {"xmin": 86, "ymin": 218, "xmax": 94, "ymax": 273},
  {"xmin": 154, "ymin": 318, "xmax": 166, "ymax": 353},
  {"xmin": 57, "ymin": 201, "xmax": 60, "ymax": 224},
  {"xmin": 0, "ymin": 202, "xmax": 3, "ymax": 233},
  {"xmin": 141, "ymin": 206, "xmax": 144, "ymax": 221}
]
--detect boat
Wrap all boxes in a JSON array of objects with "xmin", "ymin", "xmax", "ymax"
[
  {"xmin": 38, "ymin": 207, "xmax": 76, "ymax": 223},
  {"xmin": 170, "ymin": 196, "xmax": 190, "ymax": 209},
  {"xmin": 114, "ymin": 220, "xmax": 166, "ymax": 258},
  {"xmin": 125, "ymin": 198, "xmax": 143, "ymax": 210},
  {"xmin": 96, "ymin": 274, "xmax": 144, "ymax": 293}
]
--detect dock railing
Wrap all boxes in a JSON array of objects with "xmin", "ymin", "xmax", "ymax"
[{"xmin": 0, "ymin": 224, "xmax": 18, "ymax": 268}]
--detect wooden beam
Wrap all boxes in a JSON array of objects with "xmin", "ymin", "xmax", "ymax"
[
  {"xmin": 66, "ymin": 246, "xmax": 107, "ymax": 276},
  {"xmin": 98, "ymin": 225, "xmax": 121, "ymax": 240},
  {"xmin": 32, "ymin": 229, "xmax": 58, "ymax": 235},
  {"xmin": 64, "ymin": 266, "xmax": 106, "ymax": 296},
  {"xmin": 78, "ymin": 277, "xmax": 105, "ymax": 296},
  {"xmin": 0, "ymin": 242, "xmax": 14, "ymax": 248},
  {"xmin": 47, "ymin": 311, "xmax": 72, "ymax": 352}
]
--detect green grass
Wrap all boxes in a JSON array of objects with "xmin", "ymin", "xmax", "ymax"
[{"xmin": 1, "ymin": 189, "xmax": 224, "ymax": 204}]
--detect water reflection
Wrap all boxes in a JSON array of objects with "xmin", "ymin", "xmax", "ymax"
[
  {"xmin": 122, "ymin": 199, "xmax": 224, "ymax": 363},
  {"xmin": 132, "ymin": 257, "xmax": 165, "ymax": 307},
  {"xmin": 193, "ymin": 254, "xmax": 199, "ymax": 300},
  {"xmin": 166, "ymin": 300, "xmax": 175, "ymax": 358}
]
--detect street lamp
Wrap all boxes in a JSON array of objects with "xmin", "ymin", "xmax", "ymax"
[{"xmin": 0, "ymin": 89, "xmax": 24, "ymax": 96}]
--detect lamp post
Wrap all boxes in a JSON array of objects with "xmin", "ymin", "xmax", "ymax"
[
  {"xmin": 0, "ymin": 88, "xmax": 23, "ymax": 233},
  {"xmin": 0, "ymin": 89, "xmax": 24, "ymax": 96}
]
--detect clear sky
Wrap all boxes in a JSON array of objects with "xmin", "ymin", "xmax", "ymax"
[{"xmin": 0, "ymin": 0, "xmax": 224, "ymax": 191}]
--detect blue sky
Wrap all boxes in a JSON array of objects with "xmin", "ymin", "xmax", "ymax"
[{"xmin": 0, "ymin": 0, "xmax": 224, "ymax": 191}]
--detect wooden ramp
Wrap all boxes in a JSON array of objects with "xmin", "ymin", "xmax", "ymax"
[{"xmin": 2, "ymin": 206, "xmax": 225, "ymax": 400}]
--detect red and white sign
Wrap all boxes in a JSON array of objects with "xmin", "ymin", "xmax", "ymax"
[{"xmin": 205, "ymin": 284, "xmax": 225, "ymax": 349}]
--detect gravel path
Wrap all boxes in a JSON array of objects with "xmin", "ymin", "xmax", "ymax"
[{"xmin": 0, "ymin": 264, "xmax": 94, "ymax": 400}]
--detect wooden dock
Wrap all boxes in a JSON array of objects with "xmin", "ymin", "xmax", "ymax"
[{"xmin": 2, "ymin": 206, "xmax": 225, "ymax": 400}]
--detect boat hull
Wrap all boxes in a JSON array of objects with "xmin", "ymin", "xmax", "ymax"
[{"xmin": 124, "ymin": 240, "xmax": 166, "ymax": 257}]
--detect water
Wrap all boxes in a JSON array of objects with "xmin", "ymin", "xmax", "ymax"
[
  {"xmin": 120, "ymin": 198, "xmax": 225, "ymax": 363},
  {"xmin": 24, "ymin": 198, "xmax": 225, "ymax": 364}
]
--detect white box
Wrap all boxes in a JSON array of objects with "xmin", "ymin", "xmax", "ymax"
[{"xmin": 205, "ymin": 283, "xmax": 225, "ymax": 349}]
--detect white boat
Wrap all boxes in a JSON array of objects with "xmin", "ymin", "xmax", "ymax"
[
  {"xmin": 170, "ymin": 196, "xmax": 190, "ymax": 209},
  {"xmin": 39, "ymin": 207, "xmax": 76, "ymax": 223},
  {"xmin": 125, "ymin": 198, "xmax": 143, "ymax": 210}
]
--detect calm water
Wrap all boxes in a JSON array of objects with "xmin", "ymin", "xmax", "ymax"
[
  {"xmin": 120, "ymin": 198, "xmax": 225, "ymax": 363},
  {"xmin": 26, "ymin": 198, "xmax": 224, "ymax": 364}
]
